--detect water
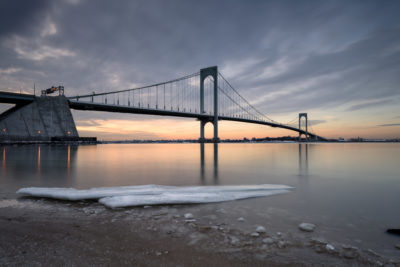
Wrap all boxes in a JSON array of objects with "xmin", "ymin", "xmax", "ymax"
[{"xmin": 1, "ymin": 143, "xmax": 400, "ymax": 257}]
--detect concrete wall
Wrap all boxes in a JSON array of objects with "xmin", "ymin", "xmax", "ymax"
[{"xmin": 0, "ymin": 96, "xmax": 78, "ymax": 141}]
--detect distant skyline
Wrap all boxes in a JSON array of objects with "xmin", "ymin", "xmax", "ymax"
[{"xmin": 1, "ymin": 0, "xmax": 399, "ymax": 140}]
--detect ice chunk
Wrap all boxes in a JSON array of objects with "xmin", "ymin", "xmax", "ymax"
[
  {"xmin": 17, "ymin": 184, "xmax": 293, "ymax": 208},
  {"xmin": 99, "ymin": 189, "xmax": 291, "ymax": 208},
  {"xmin": 16, "ymin": 184, "xmax": 175, "ymax": 201}
]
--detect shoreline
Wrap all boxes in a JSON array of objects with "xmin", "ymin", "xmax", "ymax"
[
  {"xmin": 1, "ymin": 197, "xmax": 399, "ymax": 266},
  {"xmin": 1, "ymin": 140, "xmax": 399, "ymax": 146}
]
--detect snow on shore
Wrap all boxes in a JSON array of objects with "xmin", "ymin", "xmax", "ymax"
[{"xmin": 17, "ymin": 184, "xmax": 293, "ymax": 208}]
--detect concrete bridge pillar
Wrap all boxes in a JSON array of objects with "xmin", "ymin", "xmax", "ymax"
[{"xmin": 200, "ymin": 66, "xmax": 219, "ymax": 143}]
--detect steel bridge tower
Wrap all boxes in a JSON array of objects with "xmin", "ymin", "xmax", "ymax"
[
  {"xmin": 199, "ymin": 66, "xmax": 219, "ymax": 143},
  {"xmin": 298, "ymin": 113, "xmax": 308, "ymax": 141}
]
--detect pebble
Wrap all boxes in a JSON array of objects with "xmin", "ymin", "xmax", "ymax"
[
  {"xmin": 277, "ymin": 241, "xmax": 287, "ymax": 249},
  {"xmin": 184, "ymin": 213, "xmax": 194, "ymax": 219},
  {"xmin": 310, "ymin": 237, "xmax": 327, "ymax": 246},
  {"xmin": 155, "ymin": 251, "xmax": 162, "ymax": 256},
  {"xmin": 237, "ymin": 217, "xmax": 245, "ymax": 222},
  {"xmin": 276, "ymin": 232, "xmax": 282, "ymax": 237},
  {"xmin": 262, "ymin": 238, "xmax": 275, "ymax": 245},
  {"xmin": 255, "ymin": 226, "xmax": 266, "ymax": 233},
  {"xmin": 325, "ymin": 244, "xmax": 335, "ymax": 252},
  {"xmin": 143, "ymin": 206, "xmax": 152, "ymax": 209},
  {"xmin": 298, "ymin": 223, "xmax": 316, "ymax": 232},
  {"xmin": 230, "ymin": 236, "xmax": 240, "ymax": 245},
  {"xmin": 251, "ymin": 232, "xmax": 260, "ymax": 237},
  {"xmin": 216, "ymin": 208, "xmax": 226, "ymax": 214},
  {"xmin": 342, "ymin": 245, "xmax": 359, "ymax": 259},
  {"xmin": 365, "ymin": 249, "xmax": 380, "ymax": 257},
  {"xmin": 395, "ymin": 244, "xmax": 400, "ymax": 250}
]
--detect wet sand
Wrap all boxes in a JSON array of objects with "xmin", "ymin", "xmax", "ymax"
[{"xmin": 2, "ymin": 198, "xmax": 399, "ymax": 266}]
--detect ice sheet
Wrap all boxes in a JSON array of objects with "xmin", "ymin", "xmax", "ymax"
[
  {"xmin": 17, "ymin": 184, "xmax": 293, "ymax": 208},
  {"xmin": 99, "ymin": 189, "xmax": 291, "ymax": 208},
  {"xmin": 16, "ymin": 184, "xmax": 174, "ymax": 201}
]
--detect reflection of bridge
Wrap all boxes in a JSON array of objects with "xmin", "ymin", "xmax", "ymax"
[
  {"xmin": 201, "ymin": 143, "xmax": 310, "ymax": 184},
  {"xmin": 0, "ymin": 66, "xmax": 326, "ymax": 142}
]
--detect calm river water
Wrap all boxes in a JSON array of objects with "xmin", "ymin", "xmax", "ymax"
[{"xmin": 1, "ymin": 143, "xmax": 399, "ymax": 257}]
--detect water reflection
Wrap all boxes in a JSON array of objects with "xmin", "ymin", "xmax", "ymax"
[
  {"xmin": 214, "ymin": 143, "xmax": 219, "ymax": 183},
  {"xmin": 67, "ymin": 145, "xmax": 71, "ymax": 176},
  {"xmin": 37, "ymin": 146, "xmax": 41, "ymax": 174},
  {"xmin": 200, "ymin": 143, "xmax": 219, "ymax": 184},
  {"xmin": 1, "ymin": 145, "xmax": 77, "ymax": 176},
  {"xmin": 298, "ymin": 143, "xmax": 308, "ymax": 176},
  {"xmin": 2, "ymin": 147, "xmax": 5, "ymax": 171}
]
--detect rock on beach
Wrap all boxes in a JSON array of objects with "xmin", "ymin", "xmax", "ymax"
[
  {"xmin": 298, "ymin": 223, "xmax": 316, "ymax": 232},
  {"xmin": 255, "ymin": 226, "xmax": 266, "ymax": 233}
]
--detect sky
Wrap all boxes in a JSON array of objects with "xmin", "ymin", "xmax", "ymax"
[{"xmin": 0, "ymin": 0, "xmax": 399, "ymax": 140}]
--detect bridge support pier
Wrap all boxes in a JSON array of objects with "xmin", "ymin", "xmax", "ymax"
[
  {"xmin": 199, "ymin": 120, "xmax": 206, "ymax": 143},
  {"xmin": 199, "ymin": 119, "xmax": 219, "ymax": 143},
  {"xmin": 298, "ymin": 113, "xmax": 308, "ymax": 142},
  {"xmin": 199, "ymin": 66, "xmax": 219, "ymax": 143}
]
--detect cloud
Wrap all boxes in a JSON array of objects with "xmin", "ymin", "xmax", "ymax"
[
  {"xmin": 0, "ymin": 0, "xmax": 52, "ymax": 40},
  {"xmin": 308, "ymin": 120, "xmax": 326, "ymax": 126},
  {"xmin": 9, "ymin": 36, "xmax": 75, "ymax": 61},
  {"xmin": 41, "ymin": 21, "xmax": 57, "ymax": 37},
  {"xmin": 1, "ymin": 0, "xmax": 400, "ymax": 139},
  {"xmin": 376, "ymin": 123, "xmax": 400, "ymax": 127},
  {"xmin": 0, "ymin": 68, "xmax": 21, "ymax": 74},
  {"xmin": 75, "ymin": 120, "xmax": 103, "ymax": 127},
  {"xmin": 346, "ymin": 98, "xmax": 395, "ymax": 111}
]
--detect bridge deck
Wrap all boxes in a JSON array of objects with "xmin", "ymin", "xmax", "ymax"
[
  {"xmin": 69, "ymin": 100, "xmax": 325, "ymax": 140},
  {"xmin": 0, "ymin": 92, "xmax": 35, "ymax": 105},
  {"xmin": 0, "ymin": 91, "xmax": 325, "ymax": 140}
]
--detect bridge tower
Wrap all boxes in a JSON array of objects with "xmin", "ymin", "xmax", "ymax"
[
  {"xmin": 298, "ymin": 113, "xmax": 308, "ymax": 141},
  {"xmin": 199, "ymin": 66, "xmax": 219, "ymax": 143}
]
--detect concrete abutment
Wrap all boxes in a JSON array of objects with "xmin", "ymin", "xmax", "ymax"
[{"xmin": 0, "ymin": 96, "xmax": 79, "ymax": 142}]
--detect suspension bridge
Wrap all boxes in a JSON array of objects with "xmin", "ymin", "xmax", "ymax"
[{"xmin": 0, "ymin": 66, "xmax": 326, "ymax": 142}]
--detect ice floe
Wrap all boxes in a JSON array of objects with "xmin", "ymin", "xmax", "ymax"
[
  {"xmin": 17, "ymin": 184, "xmax": 293, "ymax": 208},
  {"xmin": 16, "ymin": 184, "xmax": 174, "ymax": 201}
]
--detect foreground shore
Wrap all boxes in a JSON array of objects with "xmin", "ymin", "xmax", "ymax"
[{"xmin": 1, "ymin": 198, "xmax": 399, "ymax": 266}]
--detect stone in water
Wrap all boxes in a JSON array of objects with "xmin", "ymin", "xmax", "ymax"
[
  {"xmin": 250, "ymin": 232, "xmax": 260, "ymax": 237},
  {"xmin": 325, "ymin": 244, "xmax": 335, "ymax": 252},
  {"xmin": 184, "ymin": 213, "xmax": 194, "ymax": 219},
  {"xmin": 262, "ymin": 238, "xmax": 275, "ymax": 245},
  {"xmin": 255, "ymin": 226, "xmax": 266, "ymax": 233},
  {"xmin": 237, "ymin": 217, "xmax": 245, "ymax": 222},
  {"xmin": 299, "ymin": 223, "xmax": 316, "ymax": 232}
]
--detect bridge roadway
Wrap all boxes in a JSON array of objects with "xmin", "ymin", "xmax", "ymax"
[
  {"xmin": 0, "ymin": 91, "xmax": 325, "ymax": 140},
  {"xmin": 69, "ymin": 100, "xmax": 324, "ymax": 140},
  {"xmin": 0, "ymin": 91, "xmax": 36, "ymax": 105}
]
